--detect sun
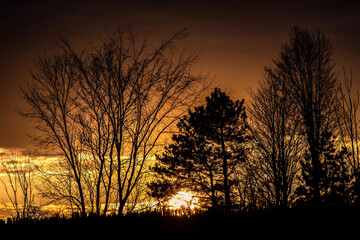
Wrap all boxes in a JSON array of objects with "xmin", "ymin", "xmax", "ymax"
[{"xmin": 168, "ymin": 191, "xmax": 198, "ymax": 211}]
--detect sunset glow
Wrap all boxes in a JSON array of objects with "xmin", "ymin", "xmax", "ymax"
[
  {"xmin": 168, "ymin": 191, "xmax": 199, "ymax": 211},
  {"xmin": 0, "ymin": 1, "xmax": 359, "ymax": 234}
]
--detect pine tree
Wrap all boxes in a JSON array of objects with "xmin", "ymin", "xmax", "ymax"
[
  {"xmin": 295, "ymin": 131, "xmax": 352, "ymax": 207},
  {"xmin": 148, "ymin": 88, "xmax": 249, "ymax": 213}
]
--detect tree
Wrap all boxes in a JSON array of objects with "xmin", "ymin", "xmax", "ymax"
[
  {"xmin": 0, "ymin": 152, "xmax": 37, "ymax": 219},
  {"xmin": 295, "ymin": 131, "xmax": 352, "ymax": 207},
  {"xmin": 273, "ymin": 26, "xmax": 338, "ymax": 207},
  {"xmin": 149, "ymin": 88, "xmax": 249, "ymax": 213},
  {"xmin": 149, "ymin": 112, "xmax": 222, "ymax": 210},
  {"xmin": 20, "ymin": 25, "xmax": 208, "ymax": 216},
  {"xmin": 21, "ymin": 48, "xmax": 87, "ymax": 215},
  {"xmin": 336, "ymin": 68, "xmax": 360, "ymax": 202},
  {"xmin": 247, "ymin": 67, "xmax": 303, "ymax": 209}
]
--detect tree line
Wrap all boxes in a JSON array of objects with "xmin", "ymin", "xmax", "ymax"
[
  {"xmin": 2, "ymin": 25, "xmax": 359, "ymax": 218},
  {"xmin": 148, "ymin": 26, "xmax": 359, "ymax": 214}
]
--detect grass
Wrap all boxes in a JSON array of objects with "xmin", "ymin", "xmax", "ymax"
[{"xmin": 2, "ymin": 207, "xmax": 360, "ymax": 239}]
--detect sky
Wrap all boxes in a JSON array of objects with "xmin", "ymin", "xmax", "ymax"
[{"xmin": 0, "ymin": 0, "xmax": 359, "ymax": 151}]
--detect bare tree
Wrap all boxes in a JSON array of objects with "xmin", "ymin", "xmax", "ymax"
[
  {"xmin": 273, "ymin": 26, "xmax": 338, "ymax": 207},
  {"xmin": 0, "ymin": 152, "xmax": 37, "ymax": 219},
  {"xmin": 247, "ymin": 67, "xmax": 303, "ymax": 209},
  {"xmin": 20, "ymin": 25, "xmax": 208, "ymax": 216},
  {"xmin": 336, "ymin": 67, "xmax": 360, "ymax": 201},
  {"xmin": 20, "ymin": 49, "xmax": 88, "ymax": 215}
]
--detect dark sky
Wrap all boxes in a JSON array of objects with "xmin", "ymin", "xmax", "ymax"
[{"xmin": 0, "ymin": 0, "xmax": 359, "ymax": 150}]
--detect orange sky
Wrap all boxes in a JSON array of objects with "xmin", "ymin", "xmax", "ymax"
[{"xmin": 0, "ymin": 0, "xmax": 359, "ymax": 150}]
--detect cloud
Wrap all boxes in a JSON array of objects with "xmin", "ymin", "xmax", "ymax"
[{"xmin": 0, "ymin": 148, "xmax": 27, "ymax": 156}]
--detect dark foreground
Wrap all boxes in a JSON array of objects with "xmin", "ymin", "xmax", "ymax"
[{"xmin": 2, "ymin": 208, "xmax": 360, "ymax": 239}]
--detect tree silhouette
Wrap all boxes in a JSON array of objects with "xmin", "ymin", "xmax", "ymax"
[
  {"xmin": 248, "ymin": 67, "xmax": 303, "ymax": 209},
  {"xmin": 149, "ymin": 88, "xmax": 249, "ymax": 213},
  {"xmin": 295, "ymin": 131, "xmax": 352, "ymax": 207},
  {"xmin": 0, "ymin": 152, "xmax": 37, "ymax": 219},
  {"xmin": 336, "ymin": 68, "xmax": 360, "ymax": 203},
  {"xmin": 13, "ymin": 22, "xmax": 360, "ymax": 223},
  {"xmin": 272, "ymin": 26, "xmax": 338, "ymax": 207},
  {"xmin": 20, "ymin": 25, "xmax": 208, "ymax": 216}
]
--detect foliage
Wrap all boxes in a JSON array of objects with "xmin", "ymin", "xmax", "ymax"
[
  {"xmin": 149, "ymin": 88, "xmax": 249, "ymax": 212},
  {"xmin": 295, "ymin": 131, "xmax": 353, "ymax": 207}
]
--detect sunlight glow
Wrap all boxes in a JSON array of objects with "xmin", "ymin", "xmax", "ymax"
[{"xmin": 168, "ymin": 191, "xmax": 198, "ymax": 211}]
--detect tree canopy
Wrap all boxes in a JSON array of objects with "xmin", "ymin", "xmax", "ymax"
[{"xmin": 149, "ymin": 88, "xmax": 249, "ymax": 213}]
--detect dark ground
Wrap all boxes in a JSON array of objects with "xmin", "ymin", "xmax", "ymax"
[{"xmin": 2, "ymin": 208, "xmax": 359, "ymax": 239}]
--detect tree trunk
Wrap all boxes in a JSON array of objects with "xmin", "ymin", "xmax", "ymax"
[{"xmin": 220, "ymin": 129, "xmax": 231, "ymax": 214}]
